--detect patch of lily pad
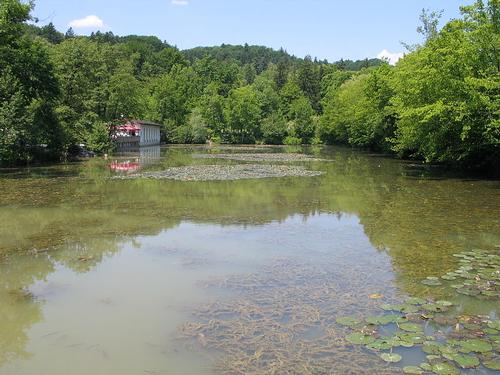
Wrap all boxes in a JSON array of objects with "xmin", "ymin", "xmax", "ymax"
[
  {"xmin": 337, "ymin": 248, "xmax": 499, "ymax": 374},
  {"xmin": 422, "ymin": 249, "xmax": 499, "ymax": 300}
]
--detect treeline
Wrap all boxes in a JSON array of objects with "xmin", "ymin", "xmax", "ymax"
[{"xmin": 0, "ymin": 0, "xmax": 498, "ymax": 170}]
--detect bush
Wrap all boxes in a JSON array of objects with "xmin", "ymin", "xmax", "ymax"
[
  {"xmin": 87, "ymin": 121, "xmax": 112, "ymax": 154},
  {"xmin": 261, "ymin": 114, "xmax": 287, "ymax": 145},
  {"xmin": 283, "ymin": 136, "xmax": 302, "ymax": 145}
]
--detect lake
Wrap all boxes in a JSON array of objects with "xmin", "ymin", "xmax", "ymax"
[{"xmin": 0, "ymin": 145, "xmax": 499, "ymax": 375}]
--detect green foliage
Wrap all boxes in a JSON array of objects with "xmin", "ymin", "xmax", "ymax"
[
  {"xmin": 0, "ymin": 0, "xmax": 62, "ymax": 164},
  {"xmin": 149, "ymin": 64, "xmax": 200, "ymax": 139},
  {"xmin": 390, "ymin": 0, "xmax": 499, "ymax": 165},
  {"xmin": 172, "ymin": 108, "xmax": 209, "ymax": 144},
  {"xmin": 86, "ymin": 120, "xmax": 112, "ymax": 154},
  {"xmin": 224, "ymin": 86, "xmax": 262, "ymax": 143},
  {"xmin": 319, "ymin": 0, "xmax": 499, "ymax": 169},
  {"xmin": 283, "ymin": 136, "xmax": 302, "ymax": 145},
  {"xmin": 198, "ymin": 84, "xmax": 226, "ymax": 139},
  {"xmin": 106, "ymin": 66, "xmax": 144, "ymax": 120},
  {"xmin": 297, "ymin": 56, "xmax": 322, "ymax": 112},
  {"xmin": 288, "ymin": 96, "xmax": 315, "ymax": 143},
  {"xmin": 261, "ymin": 114, "xmax": 287, "ymax": 145}
]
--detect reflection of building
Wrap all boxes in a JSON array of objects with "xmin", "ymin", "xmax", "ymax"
[
  {"xmin": 109, "ymin": 160, "xmax": 141, "ymax": 173},
  {"xmin": 109, "ymin": 146, "xmax": 161, "ymax": 173},
  {"xmin": 111, "ymin": 120, "xmax": 162, "ymax": 150}
]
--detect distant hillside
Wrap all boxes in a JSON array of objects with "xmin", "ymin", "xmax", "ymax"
[
  {"xmin": 182, "ymin": 44, "xmax": 383, "ymax": 72},
  {"xmin": 182, "ymin": 44, "xmax": 301, "ymax": 73},
  {"xmin": 23, "ymin": 23, "xmax": 383, "ymax": 73}
]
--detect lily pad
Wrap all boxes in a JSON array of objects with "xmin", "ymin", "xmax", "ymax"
[
  {"xmin": 336, "ymin": 317, "xmax": 360, "ymax": 327},
  {"xmin": 366, "ymin": 339, "xmax": 394, "ymax": 350},
  {"xmin": 380, "ymin": 353, "xmax": 402, "ymax": 363},
  {"xmin": 400, "ymin": 304, "xmax": 420, "ymax": 313},
  {"xmin": 422, "ymin": 303, "xmax": 448, "ymax": 312},
  {"xmin": 403, "ymin": 366, "xmax": 423, "ymax": 374},
  {"xmin": 441, "ymin": 274, "xmax": 457, "ymax": 280},
  {"xmin": 406, "ymin": 297, "xmax": 427, "ymax": 305},
  {"xmin": 426, "ymin": 355, "xmax": 441, "ymax": 363},
  {"xmin": 483, "ymin": 360, "xmax": 500, "ymax": 370},
  {"xmin": 459, "ymin": 339, "xmax": 493, "ymax": 353},
  {"xmin": 420, "ymin": 363, "xmax": 432, "ymax": 371},
  {"xmin": 399, "ymin": 323, "xmax": 424, "ymax": 332},
  {"xmin": 422, "ymin": 277, "xmax": 442, "ymax": 286},
  {"xmin": 365, "ymin": 315, "xmax": 397, "ymax": 325},
  {"xmin": 399, "ymin": 340, "xmax": 415, "ymax": 348},
  {"xmin": 439, "ymin": 345, "xmax": 458, "ymax": 355},
  {"xmin": 423, "ymin": 343, "xmax": 442, "ymax": 355},
  {"xmin": 431, "ymin": 363, "xmax": 458, "ymax": 375},
  {"xmin": 449, "ymin": 354, "xmax": 479, "ymax": 368},
  {"xmin": 346, "ymin": 332, "xmax": 375, "ymax": 345},
  {"xmin": 487, "ymin": 321, "xmax": 500, "ymax": 330},
  {"xmin": 456, "ymin": 288, "xmax": 480, "ymax": 296},
  {"xmin": 398, "ymin": 332, "xmax": 426, "ymax": 344}
]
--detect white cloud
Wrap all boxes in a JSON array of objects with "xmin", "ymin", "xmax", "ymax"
[
  {"xmin": 377, "ymin": 49, "xmax": 404, "ymax": 65},
  {"xmin": 171, "ymin": 0, "xmax": 189, "ymax": 5},
  {"xmin": 69, "ymin": 15, "xmax": 105, "ymax": 29}
]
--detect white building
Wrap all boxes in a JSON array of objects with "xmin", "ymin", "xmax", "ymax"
[
  {"xmin": 113, "ymin": 120, "xmax": 162, "ymax": 149},
  {"xmin": 137, "ymin": 121, "xmax": 161, "ymax": 146}
]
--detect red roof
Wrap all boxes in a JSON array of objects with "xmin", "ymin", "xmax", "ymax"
[{"xmin": 116, "ymin": 123, "xmax": 141, "ymax": 132}]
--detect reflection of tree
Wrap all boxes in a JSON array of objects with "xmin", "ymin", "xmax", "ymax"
[
  {"xmin": 51, "ymin": 237, "xmax": 125, "ymax": 273},
  {"xmin": 0, "ymin": 236, "xmax": 135, "ymax": 368},
  {"xmin": 1, "ymin": 147, "xmax": 499, "ymax": 273},
  {"xmin": 361, "ymin": 177, "xmax": 500, "ymax": 297},
  {"xmin": 0, "ymin": 254, "xmax": 53, "ymax": 366}
]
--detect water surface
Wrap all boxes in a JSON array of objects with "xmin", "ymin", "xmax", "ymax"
[{"xmin": 0, "ymin": 146, "xmax": 498, "ymax": 374}]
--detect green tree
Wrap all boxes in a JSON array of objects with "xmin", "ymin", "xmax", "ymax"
[
  {"xmin": 0, "ymin": 0, "xmax": 61, "ymax": 164},
  {"xmin": 224, "ymin": 86, "xmax": 261, "ymax": 143},
  {"xmin": 198, "ymin": 83, "xmax": 226, "ymax": 139},
  {"xmin": 149, "ymin": 65, "xmax": 200, "ymax": 140},
  {"xmin": 106, "ymin": 60, "xmax": 144, "ymax": 120},
  {"xmin": 297, "ymin": 56, "xmax": 322, "ymax": 112},
  {"xmin": 261, "ymin": 113, "xmax": 287, "ymax": 145},
  {"xmin": 391, "ymin": 0, "xmax": 499, "ymax": 166},
  {"xmin": 288, "ymin": 96, "xmax": 315, "ymax": 143}
]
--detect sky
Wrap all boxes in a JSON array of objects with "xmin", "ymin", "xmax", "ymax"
[{"xmin": 31, "ymin": 0, "xmax": 471, "ymax": 63}]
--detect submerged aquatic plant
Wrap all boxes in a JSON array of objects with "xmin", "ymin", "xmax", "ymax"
[
  {"xmin": 178, "ymin": 259, "xmax": 402, "ymax": 374},
  {"xmin": 178, "ymin": 249, "xmax": 499, "ymax": 374}
]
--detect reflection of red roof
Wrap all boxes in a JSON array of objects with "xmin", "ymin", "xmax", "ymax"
[{"xmin": 109, "ymin": 161, "xmax": 140, "ymax": 172}]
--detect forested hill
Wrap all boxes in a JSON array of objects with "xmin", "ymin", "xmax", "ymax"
[
  {"xmin": 182, "ymin": 44, "xmax": 383, "ymax": 72},
  {"xmin": 182, "ymin": 45, "xmax": 301, "ymax": 73},
  {"xmin": 24, "ymin": 24, "xmax": 384, "ymax": 73}
]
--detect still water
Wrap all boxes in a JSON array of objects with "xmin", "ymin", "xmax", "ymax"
[{"xmin": 0, "ymin": 146, "xmax": 498, "ymax": 374}]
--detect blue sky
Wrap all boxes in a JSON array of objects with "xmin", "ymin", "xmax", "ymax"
[{"xmin": 32, "ymin": 0, "xmax": 470, "ymax": 62}]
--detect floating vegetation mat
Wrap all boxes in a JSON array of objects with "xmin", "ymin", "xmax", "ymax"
[
  {"xmin": 193, "ymin": 153, "xmax": 328, "ymax": 163},
  {"xmin": 113, "ymin": 164, "xmax": 324, "ymax": 181},
  {"xmin": 178, "ymin": 250, "xmax": 499, "ymax": 374}
]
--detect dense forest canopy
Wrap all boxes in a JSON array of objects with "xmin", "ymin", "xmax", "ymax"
[{"xmin": 0, "ymin": 0, "xmax": 498, "ymax": 170}]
